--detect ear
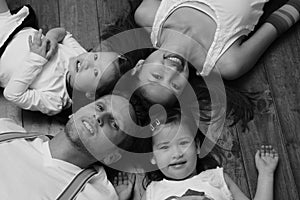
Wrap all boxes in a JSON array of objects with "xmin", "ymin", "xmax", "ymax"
[
  {"xmin": 102, "ymin": 150, "xmax": 122, "ymax": 165},
  {"xmin": 150, "ymin": 156, "xmax": 157, "ymax": 165},
  {"xmin": 131, "ymin": 59, "xmax": 145, "ymax": 75},
  {"xmin": 85, "ymin": 92, "xmax": 95, "ymax": 100}
]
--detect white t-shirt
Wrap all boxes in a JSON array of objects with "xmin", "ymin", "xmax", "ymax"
[
  {"xmin": 146, "ymin": 167, "xmax": 233, "ymax": 200},
  {"xmin": 0, "ymin": 118, "xmax": 119, "ymax": 200},
  {"xmin": 151, "ymin": 0, "xmax": 268, "ymax": 76},
  {"xmin": 0, "ymin": 6, "xmax": 86, "ymax": 115}
]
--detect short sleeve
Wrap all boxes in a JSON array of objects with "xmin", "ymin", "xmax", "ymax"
[{"xmin": 198, "ymin": 167, "xmax": 233, "ymax": 200}]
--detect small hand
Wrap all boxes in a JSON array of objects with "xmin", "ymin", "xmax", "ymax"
[
  {"xmin": 44, "ymin": 36, "xmax": 58, "ymax": 60},
  {"xmin": 255, "ymin": 145, "xmax": 279, "ymax": 176},
  {"xmin": 114, "ymin": 172, "xmax": 136, "ymax": 200},
  {"xmin": 28, "ymin": 29, "xmax": 48, "ymax": 59}
]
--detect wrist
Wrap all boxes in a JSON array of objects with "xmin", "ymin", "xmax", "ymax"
[{"xmin": 258, "ymin": 172, "xmax": 274, "ymax": 179}]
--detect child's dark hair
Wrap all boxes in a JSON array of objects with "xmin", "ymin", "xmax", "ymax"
[{"xmin": 142, "ymin": 108, "xmax": 220, "ymax": 188}]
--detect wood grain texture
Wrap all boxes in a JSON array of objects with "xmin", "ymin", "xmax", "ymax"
[
  {"xmin": 263, "ymin": 23, "xmax": 300, "ymax": 193},
  {"xmin": 8, "ymin": 0, "xmax": 60, "ymax": 32},
  {"xmin": 96, "ymin": 0, "xmax": 130, "ymax": 35},
  {"xmin": 59, "ymin": 0, "xmax": 100, "ymax": 50},
  {"xmin": 232, "ymin": 56, "xmax": 299, "ymax": 199},
  {"xmin": 217, "ymin": 122, "xmax": 251, "ymax": 197}
]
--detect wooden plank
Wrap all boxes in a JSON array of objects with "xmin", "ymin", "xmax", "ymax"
[
  {"xmin": 96, "ymin": 0, "xmax": 130, "ymax": 36},
  {"xmin": 217, "ymin": 122, "xmax": 251, "ymax": 197},
  {"xmin": 232, "ymin": 51, "xmax": 299, "ymax": 199},
  {"xmin": 59, "ymin": 0, "xmax": 100, "ymax": 50},
  {"xmin": 263, "ymin": 23, "xmax": 300, "ymax": 193},
  {"xmin": 8, "ymin": 0, "xmax": 60, "ymax": 33}
]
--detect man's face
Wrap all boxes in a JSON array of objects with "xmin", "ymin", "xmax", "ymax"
[{"xmin": 66, "ymin": 94, "xmax": 135, "ymax": 161}]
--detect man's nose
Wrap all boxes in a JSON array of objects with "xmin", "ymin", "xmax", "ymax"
[{"xmin": 94, "ymin": 113, "xmax": 105, "ymax": 127}]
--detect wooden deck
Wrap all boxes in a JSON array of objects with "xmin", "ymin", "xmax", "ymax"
[{"xmin": 2, "ymin": 0, "xmax": 300, "ymax": 199}]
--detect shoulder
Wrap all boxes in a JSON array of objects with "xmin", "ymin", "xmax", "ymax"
[{"xmin": 134, "ymin": 0, "xmax": 161, "ymax": 28}]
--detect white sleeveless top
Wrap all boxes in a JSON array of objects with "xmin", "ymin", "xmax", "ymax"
[
  {"xmin": 146, "ymin": 167, "xmax": 233, "ymax": 200},
  {"xmin": 151, "ymin": 0, "xmax": 269, "ymax": 76}
]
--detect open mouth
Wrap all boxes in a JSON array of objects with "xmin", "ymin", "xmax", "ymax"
[
  {"xmin": 164, "ymin": 53, "xmax": 186, "ymax": 72},
  {"xmin": 82, "ymin": 120, "xmax": 94, "ymax": 134},
  {"xmin": 169, "ymin": 161, "xmax": 187, "ymax": 169}
]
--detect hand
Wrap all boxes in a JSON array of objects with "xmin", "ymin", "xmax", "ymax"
[
  {"xmin": 255, "ymin": 145, "xmax": 279, "ymax": 176},
  {"xmin": 28, "ymin": 29, "xmax": 48, "ymax": 59},
  {"xmin": 113, "ymin": 172, "xmax": 136, "ymax": 200},
  {"xmin": 44, "ymin": 35, "xmax": 58, "ymax": 60}
]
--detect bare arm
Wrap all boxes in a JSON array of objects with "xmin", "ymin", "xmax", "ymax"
[
  {"xmin": 225, "ymin": 146, "xmax": 278, "ymax": 200},
  {"xmin": 216, "ymin": 23, "xmax": 278, "ymax": 80}
]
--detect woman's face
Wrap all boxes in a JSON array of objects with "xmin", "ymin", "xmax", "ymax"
[
  {"xmin": 134, "ymin": 49, "xmax": 189, "ymax": 103},
  {"xmin": 68, "ymin": 52, "xmax": 120, "ymax": 93}
]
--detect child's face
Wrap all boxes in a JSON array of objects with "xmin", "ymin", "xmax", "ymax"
[
  {"xmin": 151, "ymin": 123, "xmax": 199, "ymax": 180},
  {"xmin": 68, "ymin": 52, "xmax": 120, "ymax": 93}
]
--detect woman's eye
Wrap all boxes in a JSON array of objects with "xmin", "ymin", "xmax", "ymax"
[
  {"xmin": 159, "ymin": 145, "xmax": 169, "ymax": 150},
  {"xmin": 94, "ymin": 54, "xmax": 98, "ymax": 60},
  {"xmin": 180, "ymin": 141, "xmax": 190, "ymax": 146},
  {"xmin": 171, "ymin": 83, "xmax": 180, "ymax": 90},
  {"xmin": 152, "ymin": 73, "xmax": 162, "ymax": 80},
  {"xmin": 110, "ymin": 120, "xmax": 119, "ymax": 130},
  {"xmin": 94, "ymin": 69, "xmax": 98, "ymax": 77}
]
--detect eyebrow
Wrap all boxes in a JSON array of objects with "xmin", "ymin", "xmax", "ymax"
[{"xmin": 155, "ymin": 141, "xmax": 170, "ymax": 146}]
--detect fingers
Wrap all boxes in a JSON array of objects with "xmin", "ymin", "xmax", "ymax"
[
  {"xmin": 259, "ymin": 145, "xmax": 278, "ymax": 158},
  {"xmin": 33, "ymin": 29, "xmax": 43, "ymax": 46},
  {"xmin": 113, "ymin": 172, "xmax": 131, "ymax": 186},
  {"xmin": 28, "ymin": 35, "xmax": 33, "ymax": 47}
]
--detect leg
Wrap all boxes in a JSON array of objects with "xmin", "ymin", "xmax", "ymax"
[
  {"xmin": 217, "ymin": 0, "xmax": 300, "ymax": 80},
  {"xmin": 216, "ymin": 23, "xmax": 278, "ymax": 80},
  {"xmin": 0, "ymin": 0, "xmax": 9, "ymax": 14},
  {"xmin": 265, "ymin": 0, "xmax": 300, "ymax": 36}
]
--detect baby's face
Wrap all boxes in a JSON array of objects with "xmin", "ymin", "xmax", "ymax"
[
  {"xmin": 151, "ymin": 123, "xmax": 199, "ymax": 180},
  {"xmin": 68, "ymin": 52, "xmax": 120, "ymax": 93}
]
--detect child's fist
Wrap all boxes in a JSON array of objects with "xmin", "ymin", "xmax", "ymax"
[
  {"xmin": 255, "ymin": 145, "xmax": 279, "ymax": 176},
  {"xmin": 28, "ymin": 29, "xmax": 48, "ymax": 59}
]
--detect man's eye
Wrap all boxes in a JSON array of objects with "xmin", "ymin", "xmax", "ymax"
[
  {"xmin": 94, "ymin": 69, "xmax": 98, "ymax": 77},
  {"xmin": 94, "ymin": 54, "xmax": 98, "ymax": 60},
  {"xmin": 110, "ymin": 120, "xmax": 119, "ymax": 130},
  {"xmin": 97, "ymin": 104, "xmax": 104, "ymax": 111},
  {"xmin": 152, "ymin": 73, "xmax": 162, "ymax": 80}
]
